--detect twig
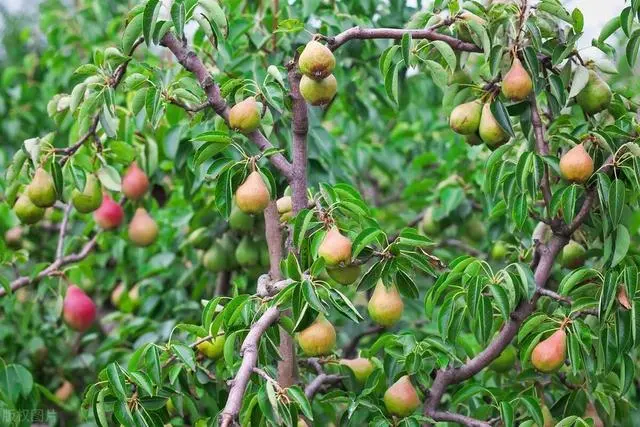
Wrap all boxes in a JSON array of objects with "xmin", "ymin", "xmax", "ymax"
[
  {"xmin": 253, "ymin": 367, "xmax": 285, "ymax": 393},
  {"xmin": 56, "ymin": 204, "xmax": 72, "ymax": 259},
  {"xmin": 342, "ymin": 325, "xmax": 385, "ymax": 358},
  {"xmin": 429, "ymin": 410, "xmax": 491, "ymax": 427},
  {"xmin": 530, "ymin": 96, "xmax": 553, "ymax": 218},
  {"xmin": 163, "ymin": 334, "xmax": 216, "ymax": 368},
  {"xmin": 438, "ymin": 239, "xmax": 483, "ymax": 257},
  {"xmin": 537, "ymin": 288, "xmax": 572, "ymax": 304},
  {"xmin": 304, "ymin": 373, "xmax": 343, "ymax": 399},
  {"xmin": 167, "ymin": 97, "xmax": 211, "ymax": 113}
]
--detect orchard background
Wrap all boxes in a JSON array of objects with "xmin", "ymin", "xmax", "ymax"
[{"xmin": 1, "ymin": 0, "xmax": 640, "ymax": 426}]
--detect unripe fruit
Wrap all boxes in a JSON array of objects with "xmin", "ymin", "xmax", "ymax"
[
  {"xmin": 368, "ymin": 280, "xmax": 404, "ymax": 327},
  {"xmin": 421, "ymin": 207, "xmax": 440, "ymax": 235},
  {"xmin": 276, "ymin": 196, "xmax": 292, "ymax": 214},
  {"xmin": 220, "ymin": 235, "xmax": 239, "ymax": 269},
  {"xmin": 456, "ymin": 12, "xmax": 486, "ymax": 43},
  {"xmin": 71, "ymin": 174, "xmax": 102, "ymax": 213},
  {"xmin": 299, "ymin": 74, "xmax": 337, "ymax": 106},
  {"xmin": 297, "ymin": 419, "xmax": 309, "ymax": 427},
  {"xmin": 128, "ymin": 208, "xmax": 158, "ymax": 246},
  {"xmin": 479, "ymin": 103, "xmax": 510, "ymax": 148},
  {"xmin": 340, "ymin": 358, "xmax": 374, "ymax": 383},
  {"xmin": 63, "ymin": 285, "xmax": 96, "ymax": 332},
  {"xmin": 449, "ymin": 100, "xmax": 482, "ymax": 135},
  {"xmin": 298, "ymin": 40, "xmax": 335, "ymax": 80},
  {"xmin": 383, "ymin": 375, "xmax": 420, "ymax": 417},
  {"xmin": 560, "ymin": 240, "xmax": 586, "ymax": 269},
  {"xmin": 111, "ymin": 283, "xmax": 140, "ymax": 312},
  {"xmin": 576, "ymin": 70, "xmax": 612, "ymax": 115},
  {"xmin": 55, "ymin": 380, "xmax": 74, "ymax": 401},
  {"xmin": 318, "ymin": 226, "xmax": 352, "ymax": 266},
  {"xmin": 94, "ymin": 194, "xmax": 124, "ymax": 230},
  {"xmin": 122, "ymin": 162, "xmax": 149, "ymax": 200},
  {"xmin": 14, "ymin": 194, "xmax": 45, "ymax": 224},
  {"xmin": 531, "ymin": 329, "xmax": 566, "ymax": 373},
  {"xmin": 236, "ymin": 235, "xmax": 259, "ymax": 267},
  {"xmin": 203, "ymin": 243, "xmax": 228, "ymax": 272},
  {"xmin": 559, "ymin": 144, "xmax": 593, "ymax": 183},
  {"xmin": 27, "ymin": 167, "xmax": 56, "ymax": 208},
  {"xmin": 196, "ymin": 334, "xmax": 226, "ymax": 359},
  {"xmin": 464, "ymin": 216, "xmax": 486, "ymax": 242},
  {"xmin": 488, "ymin": 345, "xmax": 516, "ymax": 372},
  {"xmin": 296, "ymin": 316, "xmax": 336, "ymax": 356},
  {"xmin": 235, "ymin": 171, "xmax": 270, "ymax": 214},
  {"xmin": 584, "ymin": 402, "xmax": 604, "ymax": 427},
  {"xmin": 229, "ymin": 204, "xmax": 255, "ymax": 231},
  {"xmin": 228, "ymin": 97, "xmax": 260, "ymax": 133},
  {"xmin": 327, "ymin": 264, "xmax": 361, "ymax": 285},
  {"xmin": 4, "ymin": 226, "xmax": 23, "ymax": 249},
  {"xmin": 502, "ymin": 57, "xmax": 533, "ymax": 101},
  {"xmin": 618, "ymin": 286, "xmax": 632, "ymax": 310},
  {"xmin": 491, "ymin": 241, "xmax": 508, "ymax": 261},
  {"xmin": 449, "ymin": 68, "xmax": 471, "ymax": 85},
  {"xmin": 465, "ymin": 133, "xmax": 484, "ymax": 146}
]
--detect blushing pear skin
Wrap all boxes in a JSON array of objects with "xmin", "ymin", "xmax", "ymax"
[
  {"xmin": 584, "ymin": 402, "xmax": 604, "ymax": 427},
  {"xmin": 488, "ymin": 345, "xmax": 516, "ymax": 372},
  {"xmin": 502, "ymin": 57, "xmax": 533, "ymax": 101},
  {"xmin": 196, "ymin": 334, "xmax": 226, "ymax": 359},
  {"xmin": 128, "ymin": 208, "xmax": 158, "ymax": 246},
  {"xmin": 318, "ymin": 226, "xmax": 352, "ymax": 266},
  {"xmin": 327, "ymin": 263, "xmax": 361, "ymax": 285},
  {"xmin": 55, "ymin": 380, "xmax": 74, "ymax": 401},
  {"xmin": 340, "ymin": 358, "xmax": 374, "ymax": 383},
  {"xmin": 94, "ymin": 194, "xmax": 124, "ymax": 229},
  {"xmin": 298, "ymin": 40, "xmax": 336, "ymax": 80},
  {"xmin": 228, "ymin": 97, "xmax": 260, "ymax": 133},
  {"xmin": 27, "ymin": 167, "xmax": 57, "ymax": 208},
  {"xmin": 296, "ymin": 316, "xmax": 336, "ymax": 356},
  {"xmin": 559, "ymin": 144, "xmax": 593, "ymax": 183},
  {"xmin": 122, "ymin": 162, "xmax": 149, "ymax": 200},
  {"xmin": 299, "ymin": 74, "xmax": 337, "ymax": 106},
  {"xmin": 235, "ymin": 171, "xmax": 270, "ymax": 214},
  {"xmin": 63, "ymin": 285, "xmax": 97, "ymax": 332},
  {"xmin": 576, "ymin": 70, "xmax": 612, "ymax": 115},
  {"xmin": 71, "ymin": 174, "xmax": 102, "ymax": 213},
  {"xmin": 368, "ymin": 280, "xmax": 404, "ymax": 327},
  {"xmin": 449, "ymin": 100, "xmax": 482, "ymax": 135},
  {"xmin": 14, "ymin": 194, "xmax": 45, "ymax": 224},
  {"xmin": 560, "ymin": 240, "xmax": 586, "ymax": 269},
  {"xmin": 531, "ymin": 329, "xmax": 566, "ymax": 373},
  {"xmin": 479, "ymin": 103, "xmax": 509, "ymax": 148},
  {"xmin": 383, "ymin": 375, "xmax": 421, "ymax": 417}
]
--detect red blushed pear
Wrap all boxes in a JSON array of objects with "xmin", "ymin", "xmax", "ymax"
[
  {"xmin": 559, "ymin": 144, "xmax": 594, "ymax": 184},
  {"xmin": 235, "ymin": 171, "xmax": 270, "ymax": 214},
  {"xmin": 94, "ymin": 194, "xmax": 124, "ymax": 229},
  {"xmin": 383, "ymin": 375, "xmax": 421, "ymax": 417},
  {"xmin": 317, "ymin": 226, "xmax": 352, "ymax": 266},
  {"xmin": 368, "ymin": 280, "xmax": 404, "ymax": 327},
  {"xmin": 128, "ymin": 208, "xmax": 159, "ymax": 246},
  {"xmin": 122, "ymin": 162, "xmax": 149, "ymax": 200},
  {"xmin": 531, "ymin": 328, "xmax": 567, "ymax": 373},
  {"xmin": 501, "ymin": 57, "xmax": 533, "ymax": 101},
  {"xmin": 63, "ymin": 285, "xmax": 96, "ymax": 332}
]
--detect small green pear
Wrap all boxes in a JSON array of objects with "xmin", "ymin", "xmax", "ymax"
[
  {"xmin": 449, "ymin": 68, "xmax": 471, "ymax": 85},
  {"xmin": 502, "ymin": 57, "xmax": 533, "ymax": 101},
  {"xmin": 296, "ymin": 316, "xmax": 336, "ymax": 356},
  {"xmin": 491, "ymin": 241, "xmax": 508, "ymax": 261},
  {"xmin": 71, "ymin": 174, "xmax": 102, "ymax": 213},
  {"xmin": 27, "ymin": 167, "xmax": 56, "ymax": 208},
  {"xmin": 368, "ymin": 280, "xmax": 404, "ymax": 327},
  {"xmin": 318, "ymin": 226, "xmax": 352, "ymax": 266},
  {"xmin": 235, "ymin": 171, "xmax": 270, "ymax": 214},
  {"xmin": 576, "ymin": 70, "xmax": 612, "ymax": 115},
  {"xmin": 219, "ymin": 235, "xmax": 239, "ymax": 269},
  {"xmin": 229, "ymin": 204, "xmax": 255, "ymax": 231},
  {"xmin": 196, "ymin": 334, "xmax": 226, "ymax": 359},
  {"xmin": 421, "ymin": 207, "xmax": 441, "ymax": 235},
  {"xmin": 235, "ymin": 235, "xmax": 259, "ymax": 267},
  {"xmin": 449, "ymin": 100, "xmax": 482, "ymax": 135},
  {"xmin": 488, "ymin": 345, "xmax": 517, "ymax": 372},
  {"xmin": 533, "ymin": 403, "xmax": 555, "ymax": 427},
  {"xmin": 560, "ymin": 240, "xmax": 586, "ymax": 269},
  {"xmin": 340, "ymin": 358, "xmax": 375, "ymax": 383},
  {"xmin": 531, "ymin": 329, "xmax": 566, "ymax": 373},
  {"xmin": 228, "ymin": 97, "xmax": 260, "ymax": 133},
  {"xmin": 559, "ymin": 144, "xmax": 593, "ymax": 183},
  {"xmin": 203, "ymin": 243, "xmax": 228, "ymax": 272},
  {"xmin": 327, "ymin": 263, "xmax": 361, "ymax": 285},
  {"xmin": 383, "ymin": 375, "xmax": 421, "ymax": 417},
  {"xmin": 300, "ymin": 74, "xmax": 337, "ymax": 106},
  {"xmin": 464, "ymin": 216, "xmax": 486, "ymax": 242},
  {"xmin": 298, "ymin": 40, "xmax": 335, "ymax": 80},
  {"xmin": 479, "ymin": 103, "xmax": 509, "ymax": 148},
  {"xmin": 14, "ymin": 194, "xmax": 45, "ymax": 224}
]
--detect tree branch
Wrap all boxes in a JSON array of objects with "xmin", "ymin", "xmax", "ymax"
[
  {"xmin": 537, "ymin": 288, "xmax": 572, "ymax": 304},
  {"xmin": 429, "ymin": 410, "xmax": 491, "ymax": 427},
  {"xmin": 286, "ymin": 63, "xmax": 309, "ymax": 212},
  {"xmin": 56, "ymin": 204, "xmax": 72, "ymax": 259},
  {"xmin": 304, "ymin": 373, "xmax": 343, "ymax": 399},
  {"xmin": 342, "ymin": 325, "xmax": 385, "ymax": 358}
]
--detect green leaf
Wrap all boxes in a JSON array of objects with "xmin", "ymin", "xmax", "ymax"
[
  {"xmin": 490, "ymin": 100, "xmax": 515, "ymax": 137},
  {"xmin": 500, "ymin": 401, "xmax": 514, "ymax": 427},
  {"xmin": 611, "ymin": 225, "xmax": 630, "ymax": 268},
  {"xmin": 401, "ymin": 33, "xmax": 412, "ymax": 68},
  {"xmin": 106, "ymin": 363, "xmax": 127, "ymax": 400},
  {"xmin": 352, "ymin": 227, "xmax": 385, "ymax": 258},
  {"xmin": 143, "ymin": 0, "xmax": 161, "ymax": 47},
  {"xmin": 287, "ymin": 386, "xmax": 313, "ymax": 420},
  {"xmin": 301, "ymin": 280, "xmax": 326, "ymax": 314},
  {"xmin": 123, "ymin": 13, "xmax": 144, "ymax": 53},
  {"xmin": 608, "ymin": 179, "xmax": 625, "ymax": 226},
  {"xmin": 627, "ymin": 30, "xmax": 640, "ymax": 68},
  {"xmin": 171, "ymin": 0, "xmax": 186, "ymax": 37},
  {"xmin": 97, "ymin": 164, "xmax": 122, "ymax": 191},
  {"xmin": 431, "ymin": 40, "xmax": 457, "ymax": 71}
]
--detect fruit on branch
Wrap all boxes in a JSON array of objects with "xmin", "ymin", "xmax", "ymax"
[
  {"xmin": 229, "ymin": 204, "xmax": 255, "ymax": 231},
  {"xmin": 383, "ymin": 375, "xmax": 420, "ymax": 417},
  {"xmin": 531, "ymin": 329, "xmax": 566, "ymax": 373},
  {"xmin": 235, "ymin": 171, "xmax": 270, "ymax": 214},
  {"xmin": 449, "ymin": 68, "xmax": 471, "ymax": 85},
  {"xmin": 318, "ymin": 226, "xmax": 352, "ymax": 266},
  {"xmin": 296, "ymin": 316, "xmax": 336, "ymax": 356},
  {"xmin": 340, "ymin": 357, "xmax": 374, "ymax": 383},
  {"xmin": 559, "ymin": 144, "xmax": 593, "ymax": 183},
  {"xmin": 464, "ymin": 215, "xmax": 486, "ymax": 242},
  {"xmin": 4, "ymin": 226, "xmax": 23, "ymax": 249},
  {"xmin": 421, "ymin": 207, "xmax": 440, "ymax": 235},
  {"xmin": 14, "ymin": 194, "xmax": 45, "ymax": 225},
  {"xmin": 298, "ymin": 40, "xmax": 336, "ymax": 80},
  {"xmin": 54, "ymin": 380, "xmax": 74, "ymax": 401},
  {"xmin": 576, "ymin": 70, "xmax": 612, "ymax": 115},
  {"xmin": 128, "ymin": 208, "xmax": 158, "ymax": 246},
  {"xmin": 479, "ymin": 103, "xmax": 510, "ymax": 148},
  {"xmin": 617, "ymin": 285, "xmax": 632, "ymax": 310},
  {"xmin": 491, "ymin": 241, "xmax": 508, "ymax": 261},
  {"xmin": 203, "ymin": 242, "xmax": 228, "ymax": 272},
  {"xmin": 94, "ymin": 194, "xmax": 124, "ymax": 229},
  {"xmin": 27, "ymin": 167, "xmax": 57, "ymax": 208},
  {"xmin": 228, "ymin": 97, "xmax": 261, "ymax": 133},
  {"xmin": 488, "ymin": 345, "xmax": 517, "ymax": 372},
  {"xmin": 465, "ymin": 133, "xmax": 484, "ymax": 146},
  {"xmin": 122, "ymin": 162, "xmax": 149, "ymax": 200},
  {"xmin": 277, "ymin": 196, "xmax": 293, "ymax": 222},
  {"xmin": 368, "ymin": 280, "xmax": 404, "ymax": 327},
  {"xmin": 220, "ymin": 235, "xmax": 239, "ymax": 268},
  {"xmin": 584, "ymin": 402, "xmax": 604, "ymax": 427},
  {"xmin": 110, "ymin": 283, "xmax": 140, "ymax": 312},
  {"xmin": 502, "ymin": 57, "xmax": 533, "ymax": 101},
  {"xmin": 327, "ymin": 263, "xmax": 361, "ymax": 285},
  {"xmin": 534, "ymin": 403, "xmax": 555, "ymax": 427},
  {"xmin": 299, "ymin": 74, "xmax": 337, "ymax": 106},
  {"xmin": 196, "ymin": 334, "xmax": 226, "ymax": 359},
  {"xmin": 455, "ymin": 12, "xmax": 486, "ymax": 43},
  {"xmin": 63, "ymin": 285, "xmax": 97, "ymax": 332},
  {"xmin": 236, "ymin": 235, "xmax": 259, "ymax": 267},
  {"xmin": 449, "ymin": 100, "xmax": 482, "ymax": 135},
  {"xmin": 71, "ymin": 174, "xmax": 102, "ymax": 213},
  {"xmin": 560, "ymin": 240, "xmax": 586, "ymax": 269}
]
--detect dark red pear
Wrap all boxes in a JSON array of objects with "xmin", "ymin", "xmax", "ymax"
[
  {"xmin": 94, "ymin": 194, "xmax": 124, "ymax": 229},
  {"xmin": 63, "ymin": 285, "xmax": 96, "ymax": 332}
]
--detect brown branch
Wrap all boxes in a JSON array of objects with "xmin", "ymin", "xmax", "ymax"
[
  {"xmin": 167, "ymin": 97, "xmax": 211, "ymax": 113},
  {"xmin": 304, "ymin": 373, "xmax": 343, "ymax": 399},
  {"xmin": 215, "ymin": 270, "xmax": 232, "ymax": 296},
  {"xmin": 342, "ymin": 325, "xmax": 385, "ymax": 358},
  {"xmin": 286, "ymin": 63, "xmax": 309, "ymax": 213},
  {"xmin": 56, "ymin": 204, "xmax": 72, "ymax": 259},
  {"xmin": 537, "ymin": 288, "xmax": 572, "ymax": 304},
  {"xmin": 438, "ymin": 239, "xmax": 483, "ymax": 257},
  {"xmin": 429, "ymin": 410, "xmax": 491, "ymax": 427},
  {"xmin": 253, "ymin": 367, "xmax": 285, "ymax": 393}
]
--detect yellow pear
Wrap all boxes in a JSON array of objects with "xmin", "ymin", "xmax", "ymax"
[
  {"xmin": 196, "ymin": 334, "xmax": 226, "ymax": 359},
  {"xmin": 235, "ymin": 171, "xmax": 270, "ymax": 214},
  {"xmin": 340, "ymin": 358, "xmax": 374, "ymax": 383},
  {"xmin": 298, "ymin": 40, "xmax": 335, "ymax": 80},
  {"xmin": 383, "ymin": 375, "xmax": 420, "ymax": 417},
  {"xmin": 27, "ymin": 167, "xmax": 56, "ymax": 208},
  {"xmin": 228, "ymin": 97, "xmax": 260, "ymax": 133},
  {"xmin": 531, "ymin": 329, "xmax": 566, "ymax": 373},
  {"xmin": 317, "ymin": 226, "xmax": 352, "ymax": 266},
  {"xmin": 128, "ymin": 208, "xmax": 158, "ymax": 246},
  {"xmin": 449, "ymin": 100, "xmax": 482, "ymax": 135},
  {"xmin": 502, "ymin": 57, "xmax": 533, "ymax": 101},
  {"xmin": 296, "ymin": 316, "xmax": 336, "ymax": 356},
  {"xmin": 559, "ymin": 144, "xmax": 593, "ymax": 183},
  {"xmin": 479, "ymin": 103, "xmax": 509, "ymax": 148},
  {"xmin": 300, "ymin": 74, "xmax": 337, "ymax": 106},
  {"xmin": 368, "ymin": 280, "xmax": 404, "ymax": 327}
]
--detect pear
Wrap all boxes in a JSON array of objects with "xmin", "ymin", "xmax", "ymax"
[
  {"xmin": 449, "ymin": 100, "xmax": 482, "ymax": 135},
  {"xmin": 456, "ymin": 12, "xmax": 486, "ymax": 43},
  {"xmin": 203, "ymin": 243, "xmax": 228, "ymax": 272},
  {"xmin": 488, "ymin": 345, "xmax": 516, "ymax": 372},
  {"xmin": 14, "ymin": 194, "xmax": 45, "ymax": 224},
  {"xmin": 617, "ymin": 285, "xmax": 632, "ymax": 310},
  {"xmin": 560, "ymin": 240, "xmax": 586, "ymax": 269},
  {"xmin": 277, "ymin": 196, "xmax": 293, "ymax": 222},
  {"xmin": 299, "ymin": 74, "xmax": 337, "ymax": 106},
  {"xmin": 228, "ymin": 97, "xmax": 260, "ymax": 133},
  {"xmin": 71, "ymin": 174, "xmax": 102, "ymax": 213},
  {"xmin": 559, "ymin": 144, "xmax": 593, "ymax": 183},
  {"xmin": 296, "ymin": 316, "xmax": 336, "ymax": 356},
  {"xmin": 383, "ymin": 375, "xmax": 421, "ymax": 417},
  {"xmin": 235, "ymin": 171, "xmax": 270, "ymax": 214},
  {"xmin": 340, "ymin": 358, "xmax": 374, "ymax": 383},
  {"xmin": 491, "ymin": 241, "xmax": 508, "ymax": 261},
  {"xmin": 421, "ymin": 207, "xmax": 440, "ymax": 235},
  {"xmin": 584, "ymin": 402, "xmax": 604, "ymax": 427},
  {"xmin": 576, "ymin": 70, "xmax": 612, "ymax": 115},
  {"xmin": 128, "ymin": 208, "xmax": 158, "ymax": 246},
  {"xmin": 55, "ymin": 380, "xmax": 74, "ymax": 401},
  {"xmin": 327, "ymin": 263, "xmax": 361, "ymax": 285},
  {"xmin": 229, "ymin": 203, "xmax": 255, "ymax": 231},
  {"xmin": 94, "ymin": 194, "xmax": 124, "ymax": 229},
  {"xmin": 368, "ymin": 280, "xmax": 404, "ymax": 327},
  {"xmin": 121, "ymin": 162, "xmax": 149, "ymax": 200},
  {"xmin": 502, "ymin": 57, "xmax": 533, "ymax": 101},
  {"xmin": 465, "ymin": 133, "xmax": 484, "ymax": 146},
  {"xmin": 110, "ymin": 282, "xmax": 140, "ymax": 312},
  {"xmin": 196, "ymin": 334, "xmax": 226, "ymax": 359},
  {"xmin": 464, "ymin": 216, "xmax": 486, "ymax": 242},
  {"xmin": 220, "ymin": 235, "xmax": 239, "ymax": 269},
  {"xmin": 27, "ymin": 167, "xmax": 56, "ymax": 208},
  {"xmin": 479, "ymin": 103, "xmax": 509, "ymax": 148},
  {"xmin": 63, "ymin": 285, "xmax": 97, "ymax": 332},
  {"xmin": 531, "ymin": 329, "xmax": 566, "ymax": 373},
  {"xmin": 297, "ymin": 419, "xmax": 308, "ymax": 427},
  {"xmin": 449, "ymin": 68, "xmax": 471, "ymax": 85},
  {"xmin": 235, "ymin": 235, "xmax": 259, "ymax": 267},
  {"xmin": 318, "ymin": 226, "xmax": 352, "ymax": 266},
  {"xmin": 4, "ymin": 226, "xmax": 23, "ymax": 249},
  {"xmin": 298, "ymin": 40, "xmax": 335, "ymax": 80}
]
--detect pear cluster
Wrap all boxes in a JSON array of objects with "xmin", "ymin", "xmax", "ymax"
[
  {"xmin": 450, "ymin": 100, "xmax": 510, "ymax": 149},
  {"xmin": 298, "ymin": 41, "xmax": 338, "ymax": 106}
]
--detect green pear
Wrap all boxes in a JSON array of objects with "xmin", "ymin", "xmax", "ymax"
[
  {"xmin": 576, "ymin": 70, "xmax": 612, "ymax": 115},
  {"xmin": 449, "ymin": 68, "xmax": 471, "ymax": 85},
  {"xmin": 27, "ymin": 167, "xmax": 56, "ymax": 208},
  {"xmin": 71, "ymin": 174, "xmax": 102, "ymax": 213},
  {"xmin": 560, "ymin": 240, "xmax": 586, "ymax": 269},
  {"xmin": 235, "ymin": 171, "xmax": 270, "ymax": 214},
  {"xmin": 340, "ymin": 358, "xmax": 374, "ymax": 383},
  {"xmin": 491, "ymin": 241, "xmax": 508, "ymax": 261},
  {"xmin": 502, "ymin": 57, "xmax": 533, "ymax": 101},
  {"xmin": 196, "ymin": 334, "xmax": 226, "ymax": 359},
  {"xmin": 203, "ymin": 243, "xmax": 228, "ymax": 272},
  {"xmin": 228, "ymin": 97, "xmax": 260, "ymax": 133},
  {"xmin": 383, "ymin": 375, "xmax": 421, "ymax": 417},
  {"xmin": 235, "ymin": 235, "xmax": 259, "ymax": 267},
  {"xmin": 464, "ymin": 216, "xmax": 486, "ymax": 242},
  {"xmin": 455, "ymin": 12, "xmax": 486, "ymax": 43},
  {"xmin": 317, "ymin": 226, "xmax": 352, "ymax": 266},
  {"xmin": 229, "ymin": 204, "xmax": 255, "ymax": 231},
  {"xmin": 14, "ymin": 194, "xmax": 45, "ymax": 225},
  {"xmin": 479, "ymin": 103, "xmax": 510, "ymax": 148},
  {"xmin": 449, "ymin": 100, "xmax": 482, "ymax": 135},
  {"xmin": 421, "ymin": 207, "xmax": 440, "ymax": 235},
  {"xmin": 326, "ymin": 263, "xmax": 361, "ymax": 285},
  {"xmin": 489, "ymin": 345, "xmax": 517, "ymax": 372},
  {"xmin": 299, "ymin": 74, "xmax": 337, "ymax": 106},
  {"xmin": 219, "ymin": 235, "xmax": 239, "ymax": 269},
  {"xmin": 296, "ymin": 316, "xmax": 336, "ymax": 356},
  {"xmin": 368, "ymin": 280, "xmax": 404, "ymax": 327},
  {"xmin": 298, "ymin": 40, "xmax": 335, "ymax": 80},
  {"xmin": 531, "ymin": 329, "xmax": 566, "ymax": 373},
  {"xmin": 559, "ymin": 144, "xmax": 593, "ymax": 183}
]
